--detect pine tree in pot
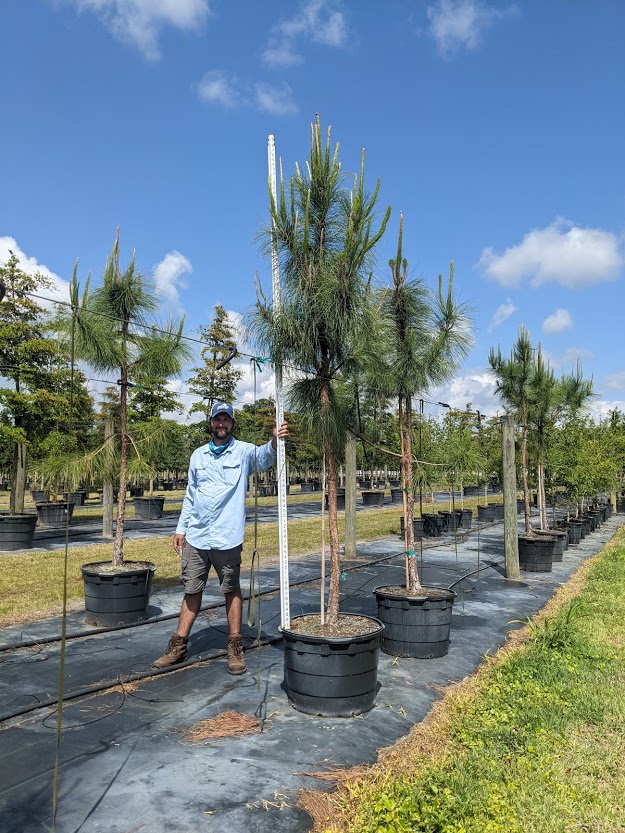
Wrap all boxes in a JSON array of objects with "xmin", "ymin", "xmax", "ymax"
[
  {"xmin": 54, "ymin": 231, "xmax": 191, "ymax": 625},
  {"xmin": 251, "ymin": 117, "xmax": 390, "ymax": 716},
  {"xmin": 371, "ymin": 215, "xmax": 472, "ymax": 658}
]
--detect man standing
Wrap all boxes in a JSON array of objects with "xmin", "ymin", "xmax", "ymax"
[{"xmin": 152, "ymin": 402, "xmax": 288, "ymax": 674}]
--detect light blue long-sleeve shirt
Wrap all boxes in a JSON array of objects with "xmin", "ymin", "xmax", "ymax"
[{"xmin": 175, "ymin": 438, "xmax": 277, "ymax": 550}]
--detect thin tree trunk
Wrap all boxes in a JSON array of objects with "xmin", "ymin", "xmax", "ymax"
[
  {"xmin": 102, "ymin": 418, "xmax": 114, "ymax": 539},
  {"xmin": 11, "ymin": 442, "xmax": 27, "ymax": 514},
  {"xmin": 325, "ymin": 444, "xmax": 341, "ymax": 624},
  {"xmin": 112, "ymin": 366, "xmax": 128, "ymax": 567},
  {"xmin": 402, "ymin": 397, "xmax": 419, "ymax": 592},
  {"xmin": 521, "ymin": 421, "xmax": 532, "ymax": 533},
  {"xmin": 502, "ymin": 414, "xmax": 520, "ymax": 578},
  {"xmin": 344, "ymin": 432, "xmax": 357, "ymax": 560}
]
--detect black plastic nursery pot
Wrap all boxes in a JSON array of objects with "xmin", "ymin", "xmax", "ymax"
[
  {"xmin": 518, "ymin": 535, "xmax": 556, "ymax": 572},
  {"xmin": 400, "ymin": 516, "xmax": 424, "ymax": 539},
  {"xmin": 374, "ymin": 585, "xmax": 456, "ymax": 659},
  {"xmin": 460, "ymin": 509, "xmax": 473, "ymax": 529},
  {"xmin": 477, "ymin": 504, "xmax": 496, "ymax": 523},
  {"xmin": 35, "ymin": 501, "xmax": 74, "ymax": 528},
  {"xmin": 361, "ymin": 490, "xmax": 384, "ymax": 507},
  {"xmin": 390, "ymin": 488, "xmax": 403, "ymax": 504},
  {"xmin": 82, "ymin": 560, "xmax": 156, "ymax": 627},
  {"xmin": 535, "ymin": 528, "xmax": 567, "ymax": 562},
  {"xmin": 566, "ymin": 521, "xmax": 583, "ymax": 545},
  {"xmin": 133, "ymin": 496, "xmax": 166, "ymax": 519},
  {"xmin": 282, "ymin": 614, "xmax": 384, "ymax": 717},
  {"xmin": 0, "ymin": 514, "xmax": 38, "ymax": 551},
  {"xmin": 30, "ymin": 489, "xmax": 48, "ymax": 504}
]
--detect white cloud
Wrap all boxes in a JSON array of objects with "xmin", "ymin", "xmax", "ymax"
[
  {"xmin": 66, "ymin": 0, "xmax": 210, "ymax": 60},
  {"xmin": 152, "ymin": 250, "xmax": 192, "ymax": 314},
  {"xmin": 426, "ymin": 0, "xmax": 517, "ymax": 58},
  {"xmin": 254, "ymin": 82, "xmax": 298, "ymax": 115},
  {"xmin": 602, "ymin": 372, "xmax": 625, "ymax": 393},
  {"xmin": 542, "ymin": 307, "xmax": 573, "ymax": 334},
  {"xmin": 196, "ymin": 70, "xmax": 242, "ymax": 107},
  {"xmin": 196, "ymin": 71, "xmax": 298, "ymax": 115},
  {"xmin": 0, "ymin": 236, "xmax": 70, "ymax": 309},
  {"xmin": 487, "ymin": 299, "xmax": 517, "ymax": 333},
  {"xmin": 477, "ymin": 218, "xmax": 624, "ymax": 289},
  {"xmin": 588, "ymin": 399, "xmax": 625, "ymax": 422},
  {"xmin": 263, "ymin": 0, "xmax": 347, "ymax": 67},
  {"xmin": 428, "ymin": 369, "xmax": 501, "ymax": 417}
]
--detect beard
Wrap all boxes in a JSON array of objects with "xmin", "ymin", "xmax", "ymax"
[{"xmin": 211, "ymin": 424, "xmax": 234, "ymax": 444}]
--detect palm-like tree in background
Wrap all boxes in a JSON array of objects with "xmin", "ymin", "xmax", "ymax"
[
  {"xmin": 490, "ymin": 326, "xmax": 535, "ymax": 534},
  {"xmin": 376, "ymin": 215, "xmax": 471, "ymax": 591},
  {"xmin": 57, "ymin": 231, "xmax": 191, "ymax": 566}
]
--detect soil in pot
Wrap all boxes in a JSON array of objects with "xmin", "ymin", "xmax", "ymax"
[
  {"xmin": 282, "ymin": 613, "xmax": 384, "ymax": 717},
  {"xmin": 374, "ymin": 585, "xmax": 455, "ymax": 658},
  {"xmin": 82, "ymin": 560, "xmax": 156, "ymax": 626},
  {"xmin": 0, "ymin": 513, "xmax": 38, "ymax": 551}
]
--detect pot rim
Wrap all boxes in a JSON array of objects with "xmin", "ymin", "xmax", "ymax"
[
  {"xmin": 81, "ymin": 560, "xmax": 156, "ymax": 577},
  {"xmin": 281, "ymin": 612, "xmax": 384, "ymax": 643},
  {"xmin": 373, "ymin": 583, "xmax": 456, "ymax": 601}
]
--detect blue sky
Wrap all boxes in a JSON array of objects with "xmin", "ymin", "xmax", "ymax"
[{"xmin": 2, "ymin": 0, "xmax": 624, "ymax": 421}]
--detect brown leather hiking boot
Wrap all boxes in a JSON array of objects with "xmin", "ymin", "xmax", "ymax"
[
  {"xmin": 227, "ymin": 636, "xmax": 246, "ymax": 675},
  {"xmin": 151, "ymin": 633, "xmax": 188, "ymax": 669}
]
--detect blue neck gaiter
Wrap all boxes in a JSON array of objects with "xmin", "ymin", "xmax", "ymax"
[{"xmin": 209, "ymin": 436, "xmax": 234, "ymax": 456}]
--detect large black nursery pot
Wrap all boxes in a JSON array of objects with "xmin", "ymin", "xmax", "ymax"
[
  {"xmin": 35, "ymin": 501, "xmax": 74, "ymax": 528},
  {"xmin": 460, "ymin": 509, "xmax": 473, "ymax": 529},
  {"xmin": 565, "ymin": 520, "xmax": 583, "ymax": 545},
  {"xmin": 535, "ymin": 528, "xmax": 567, "ymax": 562},
  {"xmin": 282, "ymin": 614, "xmax": 384, "ymax": 717},
  {"xmin": 30, "ymin": 489, "xmax": 48, "ymax": 504},
  {"xmin": 374, "ymin": 585, "xmax": 456, "ymax": 659},
  {"xmin": 518, "ymin": 534, "xmax": 556, "ymax": 572},
  {"xmin": 0, "ymin": 514, "xmax": 38, "ymax": 551},
  {"xmin": 133, "ymin": 496, "xmax": 166, "ymax": 519},
  {"xmin": 361, "ymin": 490, "xmax": 384, "ymax": 507},
  {"xmin": 477, "ymin": 504, "xmax": 496, "ymax": 523},
  {"xmin": 82, "ymin": 560, "xmax": 156, "ymax": 626},
  {"xmin": 390, "ymin": 487, "xmax": 403, "ymax": 504},
  {"xmin": 463, "ymin": 485, "xmax": 480, "ymax": 497},
  {"xmin": 325, "ymin": 488, "xmax": 346, "ymax": 511},
  {"xmin": 63, "ymin": 490, "xmax": 87, "ymax": 506},
  {"xmin": 400, "ymin": 516, "xmax": 424, "ymax": 539}
]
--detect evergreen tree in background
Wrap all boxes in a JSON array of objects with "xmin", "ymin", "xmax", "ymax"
[
  {"xmin": 0, "ymin": 253, "xmax": 94, "ymax": 512},
  {"xmin": 188, "ymin": 304, "xmax": 242, "ymax": 420}
]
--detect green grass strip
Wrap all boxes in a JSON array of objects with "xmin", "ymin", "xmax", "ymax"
[{"xmin": 325, "ymin": 527, "xmax": 625, "ymax": 833}]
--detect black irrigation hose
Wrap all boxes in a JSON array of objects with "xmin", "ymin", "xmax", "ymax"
[
  {"xmin": 0, "ymin": 521, "xmax": 497, "ymax": 654},
  {"xmin": 0, "ymin": 522, "xmax": 512, "ymax": 722}
]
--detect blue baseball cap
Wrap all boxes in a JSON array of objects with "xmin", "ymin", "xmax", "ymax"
[{"xmin": 210, "ymin": 402, "xmax": 234, "ymax": 420}]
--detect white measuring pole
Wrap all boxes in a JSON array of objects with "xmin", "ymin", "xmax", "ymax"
[{"xmin": 268, "ymin": 134, "xmax": 290, "ymax": 630}]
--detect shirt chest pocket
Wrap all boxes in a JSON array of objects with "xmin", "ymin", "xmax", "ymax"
[{"xmin": 221, "ymin": 461, "xmax": 241, "ymax": 487}]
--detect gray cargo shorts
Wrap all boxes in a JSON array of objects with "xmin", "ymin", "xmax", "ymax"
[{"xmin": 180, "ymin": 542, "xmax": 242, "ymax": 596}]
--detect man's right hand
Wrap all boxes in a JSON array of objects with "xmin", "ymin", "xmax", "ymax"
[{"xmin": 173, "ymin": 534, "xmax": 185, "ymax": 554}]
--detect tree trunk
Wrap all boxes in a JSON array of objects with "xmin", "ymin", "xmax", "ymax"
[
  {"xmin": 102, "ymin": 418, "xmax": 114, "ymax": 540},
  {"xmin": 521, "ymin": 420, "xmax": 532, "ymax": 533},
  {"xmin": 344, "ymin": 432, "xmax": 357, "ymax": 560},
  {"xmin": 502, "ymin": 414, "xmax": 520, "ymax": 578},
  {"xmin": 325, "ymin": 444, "xmax": 341, "ymax": 624},
  {"xmin": 112, "ymin": 366, "xmax": 128, "ymax": 567},
  {"xmin": 402, "ymin": 396, "xmax": 419, "ymax": 592},
  {"xmin": 10, "ymin": 442, "xmax": 27, "ymax": 514}
]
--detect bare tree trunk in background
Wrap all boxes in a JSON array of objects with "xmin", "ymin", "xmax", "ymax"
[{"xmin": 102, "ymin": 418, "xmax": 114, "ymax": 540}]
